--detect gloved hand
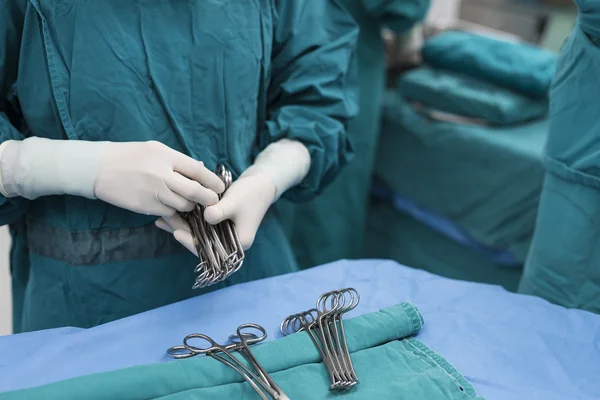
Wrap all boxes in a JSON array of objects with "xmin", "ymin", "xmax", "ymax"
[
  {"xmin": 156, "ymin": 139, "xmax": 311, "ymax": 251},
  {"xmin": 0, "ymin": 138, "xmax": 225, "ymax": 217}
]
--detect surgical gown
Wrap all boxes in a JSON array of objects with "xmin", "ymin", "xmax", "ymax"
[
  {"xmin": 278, "ymin": 0, "xmax": 430, "ymax": 268},
  {"xmin": 519, "ymin": 4, "xmax": 600, "ymax": 313},
  {"xmin": 0, "ymin": 0, "xmax": 358, "ymax": 332}
]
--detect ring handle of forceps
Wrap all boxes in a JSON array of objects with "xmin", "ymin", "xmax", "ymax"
[
  {"xmin": 167, "ymin": 344, "xmax": 199, "ymax": 359},
  {"xmin": 183, "ymin": 331, "xmax": 262, "ymax": 354},
  {"xmin": 183, "ymin": 333, "xmax": 235, "ymax": 354},
  {"xmin": 231, "ymin": 323, "xmax": 268, "ymax": 346},
  {"xmin": 168, "ymin": 334, "xmax": 232, "ymax": 359}
]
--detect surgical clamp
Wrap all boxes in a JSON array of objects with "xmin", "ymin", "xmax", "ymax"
[
  {"xmin": 167, "ymin": 323, "xmax": 289, "ymax": 400},
  {"xmin": 281, "ymin": 288, "xmax": 360, "ymax": 391}
]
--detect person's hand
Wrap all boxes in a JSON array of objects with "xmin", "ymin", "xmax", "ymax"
[
  {"xmin": 0, "ymin": 138, "xmax": 225, "ymax": 217},
  {"xmin": 156, "ymin": 138, "xmax": 311, "ymax": 253},
  {"xmin": 94, "ymin": 141, "xmax": 225, "ymax": 217},
  {"xmin": 156, "ymin": 171, "xmax": 277, "ymax": 251}
]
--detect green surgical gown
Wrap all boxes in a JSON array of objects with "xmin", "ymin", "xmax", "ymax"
[
  {"xmin": 277, "ymin": 0, "xmax": 430, "ymax": 268},
  {"xmin": 0, "ymin": 0, "xmax": 358, "ymax": 332},
  {"xmin": 518, "ymin": 8, "xmax": 600, "ymax": 313}
]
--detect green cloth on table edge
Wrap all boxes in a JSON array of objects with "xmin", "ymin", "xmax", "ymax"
[
  {"xmin": 0, "ymin": 303, "xmax": 484, "ymax": 400},
  {"xmin": 365, "ymin": 198, "xmax": 522, "ymax": 292}
]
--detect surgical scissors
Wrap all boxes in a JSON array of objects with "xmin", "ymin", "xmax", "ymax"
[
  {"xmin": 281, "ymin": 288, "xmax": 360, "ymax": 391},
  {"xmin": 167, "ymin": 323, "xmax": 289, "ymax": 400}
]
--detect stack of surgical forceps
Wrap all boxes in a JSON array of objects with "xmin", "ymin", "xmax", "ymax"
[
  {"xmin": 280, "ymin": 288, "xmax": 360, "ymax": 391},
  {"xmin": 179, "ymin": 164, "xmax": 245, "ymax": 289},
  {"xmin": 167, "ymin": 323, "xmax": 289, "ymax": 400}
]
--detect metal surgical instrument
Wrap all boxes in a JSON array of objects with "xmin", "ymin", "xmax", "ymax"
[
  {"xmin": 179, "ymin": 164, "xmax": 245, "ymax": 289},
  {"xmin": 167, "ymin": 323, "xmax": 289, "ymax": 400},
  {"xmin": 281, "ymin": 288, "xmax": 360, "ymax": 391}
]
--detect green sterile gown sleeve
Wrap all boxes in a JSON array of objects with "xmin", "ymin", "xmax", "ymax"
[
  {"xmin": 0, "ymin": 0, "xmax": 30, "ymax": 334},
  {"xmin": 259, "ymin": 0, "xmax": 358, "ymax": 201},
  {"xmin": 278, "ymin": 0, "xmax": 430, "ymax": 269},
  {"xmin": 519, "ymin": 3, "xmax": 600, "ymax": 313},
  {"xmin": 1, "ymin": 0, "xmax": 357, "ymax": 333}
]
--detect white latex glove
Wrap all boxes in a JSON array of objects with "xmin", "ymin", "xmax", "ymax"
[
  {"xmin": 156, "ymin": 139, "xmax": 311, "ymax": 251},
  {"xmin": 93, "ymin": 141, "xmax": 224, "ymax": 216},
  {"xmin": 156, "ymin": 172, "xmax": 276, "ymax": 252},
  {"xmin": 0, "ymin": 138, "xmax": 225, "ymax": 217}
]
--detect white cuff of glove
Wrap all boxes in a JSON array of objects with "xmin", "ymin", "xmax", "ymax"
[
  {"xmin": 241, "ymin": 139, "xmax": 311, "ymax": 202},
  {"xmin": 0, "ymin": 137, "xmax": 105, "ymax": 200}
]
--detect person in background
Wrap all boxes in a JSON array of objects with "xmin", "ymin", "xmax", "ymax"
[
  {"xmin": 277, "ymin": 0, "xmax": 430, "ymax": 269},
  {"xmin": 0, "ymin": 0, "xmax": 358, "ymax": 332},
  {"xmin": 518, "ymin": 1, "xmax": 600, "ymax": 313}
]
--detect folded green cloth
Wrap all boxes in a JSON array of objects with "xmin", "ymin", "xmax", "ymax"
[
  {"xmin": 398, "ymin": 67, "xmax": 548, "ymax": 125},
  {"xmin": 0, "ymin": 303, "xmax": 484, "ymax": 400},
  {"xmin": 422, "ymin": 31, "xmax": 557, "ymax": 98}
]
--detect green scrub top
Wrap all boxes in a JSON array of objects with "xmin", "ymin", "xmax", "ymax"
[
  {"xmin": 519, "ymin": 6, "xmax": 600, "ymax": 313},
  {"xmin": 0, "ymin": 0, "xmax": 358, "ymax": 332},
  {"xmin": 278, "ymin": 0, "xmax": 430, "ymax": 269}
]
